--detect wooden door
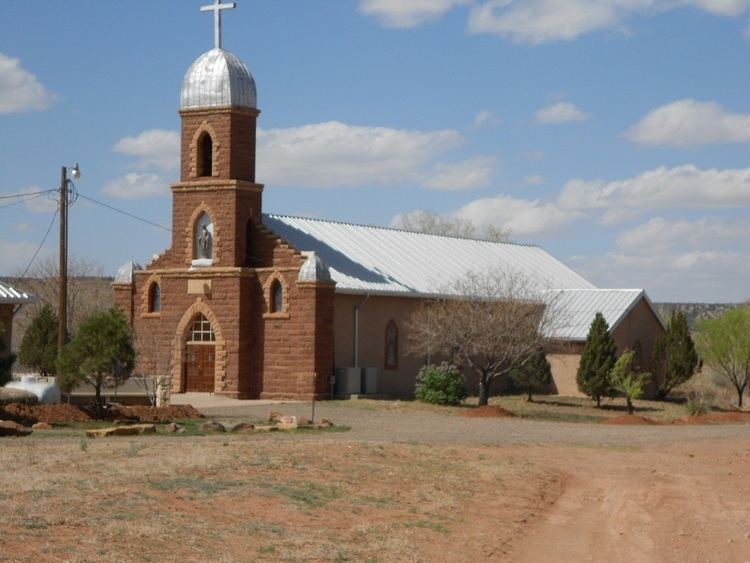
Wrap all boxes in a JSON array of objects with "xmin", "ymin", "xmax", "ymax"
[{"xmin": 184, "ymin": 344, "xmax": 215, "ymax": 392}]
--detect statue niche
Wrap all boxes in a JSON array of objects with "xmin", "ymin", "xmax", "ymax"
[{"xmin": 193, "ymin": 212, "xmax": 214, "ymax": 265}]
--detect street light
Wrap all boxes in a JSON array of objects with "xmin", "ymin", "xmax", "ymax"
[{"xmin": 58, "ymin": 164, "xmax": 81, "ymax": 357}]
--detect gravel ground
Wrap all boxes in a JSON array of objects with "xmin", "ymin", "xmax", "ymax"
[{"xmin": 196, "ymin": 400, "xmax": 750, "ymax": 447}]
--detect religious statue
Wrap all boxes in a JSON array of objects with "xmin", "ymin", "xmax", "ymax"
[{"xmin": 198, "ymin": 225, "xmax": 212, "ymax": 259}]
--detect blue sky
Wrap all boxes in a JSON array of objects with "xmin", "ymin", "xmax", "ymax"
[{"xmin": 1, "ymin": 0, "xmax": 748, "ymax": 302}]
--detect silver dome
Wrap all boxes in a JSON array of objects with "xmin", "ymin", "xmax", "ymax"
[
  {"xmin": 114, "ymin": 259, "xmax": 142, "ymax": 284},
  {"xmin": 298, "ymin": 252, "xmax": 332, "ymax": 283},
  {"xmin": 180, "ymin": 48, "xmax": 257, "ymax": 110}
]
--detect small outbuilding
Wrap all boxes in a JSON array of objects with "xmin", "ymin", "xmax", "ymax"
[{"xmin": 0, "ymin": 281, "xmax": 36, "ymax": 357}]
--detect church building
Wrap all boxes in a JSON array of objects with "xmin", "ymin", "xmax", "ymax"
[{"xmin": 113, "ymin": 1, "xmax": 665, "ymax": 400}]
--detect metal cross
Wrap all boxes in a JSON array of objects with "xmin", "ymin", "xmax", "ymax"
[{"xmin": 200, "ymin": 0, "xmax": 237, "ymax": 50}]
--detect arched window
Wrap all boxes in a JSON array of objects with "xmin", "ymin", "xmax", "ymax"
[
  {"xmin": 194, "ymin": 212, "xmax": 213, "ymax": 260},
  {"xmin": 148, "ymin": 283, "xmax": 161, "ymax": 313},
  {"xmin": 271, "ymin": 279, "xmax": 283, "ymax": 313},
  {"xmin": 385, "ymin": 320, "xmax": 398, "ymax": 370},
  {"xmin": 188, "ymin": 314, "xmax": 215, "ymax": 343},
  {"xmin": 197, "ymin": 132, "xmax": 213, "ymax": 177},
  {"xmin": 633, "ymin": 340, "xmax": 644, "ymax": 370}
]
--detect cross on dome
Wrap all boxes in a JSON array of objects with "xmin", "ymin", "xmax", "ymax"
[{"xmin": 200, "ymin": 0, "xmax": 237, "ymax": 50}]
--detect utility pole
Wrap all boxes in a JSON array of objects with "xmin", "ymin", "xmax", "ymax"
[{"xmin": 58, "ymin": 166, "xmax": 68, "ymax": 357}]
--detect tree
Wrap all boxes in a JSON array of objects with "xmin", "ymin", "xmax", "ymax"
[
  {"xmin": 577, "ymin": 312, "xmax": 617, "ymax": 407},
  {"xmin": 0, "ymin": 325, "xmax": 15, "ymax": 387},
  {"xmin": 58, "ymin": 308, "xmax": 135, "ymax": 415},
  {"xmin": 407, "ymin": 269, "xmax": 559, "ymax": 406},
  {"xmin": 694, "ymin": 306, "xmax": 750, "ymax": 407},
  {"xmin": 510, "ymin": 347, "xmax": 552, "ymax": 402},
  {"xmin": 18, "ymin": 304, "xmax": 58, "ymax": 377},
  {"xmin": 392, "ymin": 210, "xmax": 511, "ymax": 242},
  {"xmin": 609, "ymin": 350, "xmax": 650, "ymax": 415},
  {"xmin": 652, "ymin": 310, "xmax": 699, "ymax": 399}
]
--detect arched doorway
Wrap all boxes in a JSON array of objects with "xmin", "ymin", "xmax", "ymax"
[{"xmin": 184, "ymin": 313, "xmax": 216, "ymax": 392}]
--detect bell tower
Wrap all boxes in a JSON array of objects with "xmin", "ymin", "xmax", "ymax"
[{"xmin": 171, "ymin": 0, "xmax": 262, "ymax": 268}]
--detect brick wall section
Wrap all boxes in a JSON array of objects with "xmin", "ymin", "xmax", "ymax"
[
  {"xmin": 179, "ymin": 108, "xmax": 258, "ymax": 182},
  {"xmin": 0, "ymin": 304, "xmax": 14, "ymax": 356}
]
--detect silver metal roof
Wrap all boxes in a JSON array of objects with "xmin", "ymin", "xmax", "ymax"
[
  {"xmin": 263, "ymin": 214, "xmax": 596, "ymax": 296},
  {"xmin": 542, "ymin": 289, "xmax": 649, "ymax": 341},
  {"xmin": 0, "ymin": 281, "xmax": 35, "ymax": 305},
  {"xmin": 180, "ymin": 48, "xmax": 257, "ymax": 110},
  {"xmin": 114, "ymin": 259, "xmax": 142, "ymax": 284}
]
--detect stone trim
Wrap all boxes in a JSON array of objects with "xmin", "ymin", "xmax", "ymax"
[
  {"xmin": 188, "ymin": 122, "xmax": 221, "ymax": 179},
  {"xmin": 140, "ymin": 274, "xmax": 162, "ymax": 318},
  {"xmin": 171, "ymin": 298, "xmax": 227, "ymax": 394},
  {"xmin": 262, "ymin": 271, "xmax": 291, "ymax": 317},
  {"xmin": 184, "ymin": 203, "xmax": 221, "ymax": 266}
]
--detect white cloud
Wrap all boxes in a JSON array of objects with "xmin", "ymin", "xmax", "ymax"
[
  {"xmin": 523, "ymin": 174, "xmax": 544, "ymax": 186},
  {"xmin": 626, "ymin": 99, "xmax": 750, "ymax": 147},
  {"xmin": 535, "ymin": 102, "xmax": 589, "ymax": 124},
  {"xmin": 423, "ymin": 156, "xmax": 496, "ymax": 191},
  {"xmin": 257, "ymin": 121, "xmax": 464, "ymax": 188},
  {"xmin": 113, "ymin": 129, "xmax": 180, "ymax": 171},
  {"xmin": 454, "ymin": 195, "xmax": 580, "ymax": 236},
  {"xmin": 558, "ymin": 164, "xmax": 750, "ymax": 224},
  {"xmin": 471, "ymin": 109, "xmax": 500, "ymax": 129},
  {"xmin": 0, "ymin": 240, "xmax": 53, "ymax": 276},
  {"xmin": 101, "ymin": 173, "xmax": 167, "ymax": 199},
  {"xmin": 0, "ymin": 53, "xmax": 57, "ymax": 114},
  {"xmin": 575, "ymin": 216, "xmax": 750, "ymax": 302},
  {"xmin": 359, "ymin": 0, "xmax": 469, "ymax": 28},
  {"xmin": 2, "ymin": 187, "xmax": 58, "ymax": 214},
  {"xmin": 467, "ymin": 0, "xmax": 750, "ymax": 44},
  {"xmin": 15, "ymin": 222, "xmax": 31, "ymax": 233}
]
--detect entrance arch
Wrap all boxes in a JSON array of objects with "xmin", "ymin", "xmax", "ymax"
[
  {"xmin": 184, "ymin": 314, "xmax": 216, "ymax": 392},
  {"xmin": 172, "ymin": 299, "xmax": 226, "ymax": 393}
]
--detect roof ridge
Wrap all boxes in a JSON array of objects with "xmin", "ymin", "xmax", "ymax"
[{"xmin": 263, "ymin": 212, "xmax": 538, "ymax": 248}]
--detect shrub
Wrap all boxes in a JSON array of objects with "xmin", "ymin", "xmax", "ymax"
[
  {"xmin": 415, "ymin": 363, "xmax": 466, "ymax": 406},
  {"xmin": 0, "ymin": 325, "xmax": 15, "ymax": 387},
  {"xmin": 686, "ymin": 399, "xmax": 709, "ymax": 416},
  {"xmin": 510, "ymin": 347, "xmax": 552, "ymax": 402},
  {"xmin": 18, "ymin": 304, "xmax": 58, "ymax": 377}
]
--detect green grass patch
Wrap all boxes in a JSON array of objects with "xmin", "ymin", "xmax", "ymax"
[
  {"xmin": 148, "ymin": 476, "xmax": 243, "ymax": 496},
  {"xmin": 399, "ymin": 520, "xmax": 449, "ymax": 534},
  {"xmin": 259, "ymin": 481, "xmax": 341, "ymax": 507}
]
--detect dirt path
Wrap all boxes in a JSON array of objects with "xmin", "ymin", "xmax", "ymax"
[{"xmin": 508, "ymin": 440, "xmax": 750, "ymax": 562}]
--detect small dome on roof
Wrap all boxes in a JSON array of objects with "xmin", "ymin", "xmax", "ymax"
[
  {"xmin": 180, "ymin": 48, "xmax": 257, "ymax": 110},
  {"xmin": 298, "ymin": 252, "xmax": 332, "ymax": 283},
  {"xmin": 114, "ymin": 259, "xmax": 142, "ymax": 284}
]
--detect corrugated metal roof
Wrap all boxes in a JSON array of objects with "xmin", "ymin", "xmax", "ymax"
[
  {"xmin": 542, "ymin": 289, "xmax": 645, "ymax": 341},
  {"xmin": 263, "ymin": 214, "xmax": 596, "ymax": 296},
  {"xmin": 0, "ymin": 281, "xmax": 35, "ymax": 305}
]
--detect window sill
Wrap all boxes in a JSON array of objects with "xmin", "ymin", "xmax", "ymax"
[
  {"xmin": 263, "ymin": 312, "xmax": 290, "ymax": 320},
  {"xmin": 142, "ymin": 312, "xmax": 161, "ymax": 319}
]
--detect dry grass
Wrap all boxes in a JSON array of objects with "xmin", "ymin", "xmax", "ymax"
[{"xmin": 0, "ymin": 432, "xmax": 562, "ymax": 562}]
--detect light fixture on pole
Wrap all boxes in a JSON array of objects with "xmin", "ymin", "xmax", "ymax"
[{"xmin": 58, "ymin": 163, "xmax": 80, "ymax": 358}]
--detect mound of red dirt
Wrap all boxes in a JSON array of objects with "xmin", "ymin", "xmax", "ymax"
[
  {"xmin": 0, "ymin": 403, "xmax": 93, "ymax": 425},
  {"xmin": 462, "ymin": 405, "xmax": 515, "ymax": 418},
  {"xmin": 603, "ymin": 414, "xmax": 662, "ymax": 425},
  {"xmin": 0, "ymin": 403, "xmax": 204, "ymax": 425},
  {"xmin": 673, "ymin": 412, "xmax": 750, "ymax": 425},
  {"xmin": 109, "ymin": 404, "xmax": 204, "ymax": 422}
]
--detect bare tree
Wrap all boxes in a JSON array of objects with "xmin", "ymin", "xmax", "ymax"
[
  {"xmin": 407, "ymin": 269, "xmax": 561, "ymax": 406},
  {"xmin": 132, "ymin": 323, "xmax": 173, "ymax": 407},
  {"xmin": 393, "ymin": 210, "xmax": 511, "ymax": 242},
  {"xmin": 10, "ymin": 255, "xmax": 112, "ymax": 353}
]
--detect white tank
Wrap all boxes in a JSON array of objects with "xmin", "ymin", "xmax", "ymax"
[{"xmin": 5, "ymin": 375, "xmax": 61, "ymax": 404}]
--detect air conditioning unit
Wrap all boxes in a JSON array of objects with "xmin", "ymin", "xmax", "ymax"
[
  {"xmin": 335, "ymin": 367, "xmax": 362, "ymax": 397},
  {"xmin": 362, "ymin": 367, "xmax": 379, "ymax": 395}
]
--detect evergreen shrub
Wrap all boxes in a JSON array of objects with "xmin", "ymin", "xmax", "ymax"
[{"xmin": 415, "ymin": 363, "xmax": 466, "ymax": 406}]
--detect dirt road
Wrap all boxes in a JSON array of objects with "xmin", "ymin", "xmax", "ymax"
[{"xmin": 508, "ymin": 440, "xmax": 750, "ymax": 562}]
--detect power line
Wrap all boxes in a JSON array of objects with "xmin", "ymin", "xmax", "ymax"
[
  {"xmin": 0, "ymin": 189, "xmax": 56, "ymax": 200},
  {"xmin": 0, "ymin": 192, "xmax": 52, "ymax": 211},
  {"xmin": 18, "ymin": 209, "xmax": 59, "ymax": 281},
  {"xmin": 77, "ymin": 193, "xmax": 172, "ymax": 233}
]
